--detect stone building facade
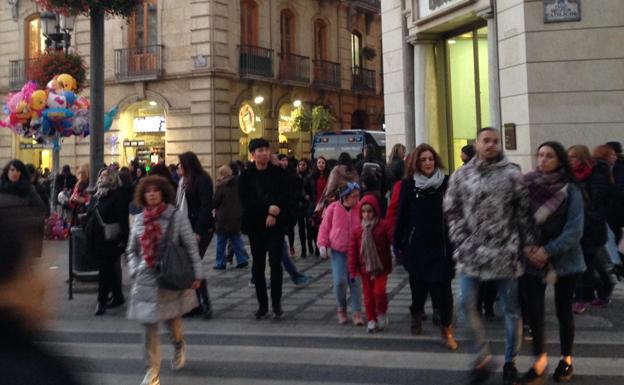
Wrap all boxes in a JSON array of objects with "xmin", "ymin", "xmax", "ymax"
[
  {"xmin": 383, "ymin": 0, "xmax": 624, "ymax": 171},
  {"xmin": 0, "ymin": 0, "xmax": 384, "ymax": 174}
]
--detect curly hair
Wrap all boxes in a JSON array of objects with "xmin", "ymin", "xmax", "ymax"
[
  {"xmin": 134, "ymin": 175, "xmax": 176, "ymax": 208},
  {"xmin": 405, "ymin": 143, "xmax": 445, "ymax": 177}
]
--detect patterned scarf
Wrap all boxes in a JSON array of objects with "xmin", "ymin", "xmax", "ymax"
[
  {"xmin": 573, "ymin": 163, "xmax": 592, "ymax": 182},
  {"xmin": 524, "ymin": 169, "xmax": 568, "ymax": 224},
  {"xmin": 94, "ymin": 170, "xmax": 120, "ymax": 199},
  {"xmin": 360, "ymin": 218, "xmax": 384, "ymax": 277},
  {"xmin": 140, "ymin": 203, "xmax": 168, "ymax": 268}
]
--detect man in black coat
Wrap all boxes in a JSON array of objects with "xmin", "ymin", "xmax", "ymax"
[{"xmin": 239, "ymin": 138, "xmax": 289, "ymax": 319}]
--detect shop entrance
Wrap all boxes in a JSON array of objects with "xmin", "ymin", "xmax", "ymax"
[
  {"xmin": 445, "ymin": 24, "xmax": 489, "ymax": 169},
  {"xmin": 119, "ymin": 100, "xmax": 166, "ymax": 166}
]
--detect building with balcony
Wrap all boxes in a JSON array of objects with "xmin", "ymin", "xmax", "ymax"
[
  {"xmin": 382, "ymin": 0, "xmax": 624, "ymax": 171},
  {"xmin": 0, "ymin": 0, "xmax": 384, "ymax": 172}
]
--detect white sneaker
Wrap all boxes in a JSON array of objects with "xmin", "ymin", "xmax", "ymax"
[
  {"xmin": 377, "ymin": 313, "xmax": 389, "ymax": 331},
  {"xmin": 367, "ymin": 320, "xmax": 377, "ymax": 333},
  {"xmin": 140, "ymin": 369, "xmax": 160, "ymax": 385},
  {"xmin": 171, "ymin": 342, "xmax": 186, "ymax": 371}
]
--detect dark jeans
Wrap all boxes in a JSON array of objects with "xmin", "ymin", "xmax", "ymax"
[
  {"xmin": 478, "ymin": 281, "xmax": 497, "ymax": 314},
  {"xmin": 576, "ymin": 247, "xmax": 614, "ymax": 301},
  {"xmin": 409, "ymin": 273, "xmax": 453, "ymax": 327},
  {"xmin": 249, "ymin": 228, "xmax": 284, "ymax": 311},
  {"xmin": 97, "ymin": 254, "xmax": 123, "ymax": 304},
  {"xmin": 286, "ymin": 225, "xmax": 295, "ymax": 251},
  {"xmin": 297, "ymin": 215, "xmax": 310, "ymax": 255},
  {"xmin": 523, "ymin": 274, "xmax": 578, "ymax": 357}
]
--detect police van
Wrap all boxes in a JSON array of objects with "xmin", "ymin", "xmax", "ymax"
[{"xmin": 311, "ymin": 130, "xmax": 386, "ymax": 161}]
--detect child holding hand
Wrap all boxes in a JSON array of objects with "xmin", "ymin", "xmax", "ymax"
[{"xmin": 348, "ymin": 195, "xmax": 393, "ymax": 333}]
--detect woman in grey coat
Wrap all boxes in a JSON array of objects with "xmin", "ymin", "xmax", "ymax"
[{"xmin": 126, "ymin": 175, "xmax": 203, "ymax": 385}]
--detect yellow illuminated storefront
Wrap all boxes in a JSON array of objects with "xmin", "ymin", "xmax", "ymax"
[{"xmin": 116, "ymin": 100, "xmax": 166, "ymax": 166}]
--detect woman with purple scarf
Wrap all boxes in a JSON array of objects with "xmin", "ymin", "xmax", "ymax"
[{"xmin": 521, "ymin": 141, "xmax": 586, "ymax": 384}]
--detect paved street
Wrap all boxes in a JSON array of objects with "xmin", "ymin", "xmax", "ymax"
[{"xmin": 38, "ymin": 240, "xmax": 624, "ymax": 385}]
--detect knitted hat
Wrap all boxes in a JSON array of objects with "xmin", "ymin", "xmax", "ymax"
[{"xmin": 249, "ymin": 138, "xmax": 270, "ymax": 153}]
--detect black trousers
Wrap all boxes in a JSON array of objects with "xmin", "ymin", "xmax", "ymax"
[
  {"xmin": 576, "ymin": 247, "xmax": 614, "ymax": 302},
  {"xmin": 478, "ymin": 281, "xmax": 497, "ymax": 314},
  {"xmin": 249, "ymin": 228, "xmax": 284, "ymax": 311},
  {"xmin": 97, "ymin": 254, "xmax": 123, "ymax": 304},
  {"xmin": 523, "ymin": 274, "xmax": 578, "ymax": 357},
  {"xmin": 297, "ymin": 215, "xmax": 309, "ymax": 255},
  {"xmin": 409, "ymin": 273, "xmax": 453, "ymax": 327},
  {"xmin": 286, "ymin": 225, "xmax": 295, "ymax": 251}
]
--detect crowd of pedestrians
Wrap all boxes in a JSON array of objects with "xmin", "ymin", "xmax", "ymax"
[{"xmin": 1, "ymin": 129, "xmax": 623, "ymax": 385}]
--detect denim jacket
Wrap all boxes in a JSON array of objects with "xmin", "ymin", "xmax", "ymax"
[{"xmin": 544, "ymin": 183, "xmax": 587, "ymax": 277}]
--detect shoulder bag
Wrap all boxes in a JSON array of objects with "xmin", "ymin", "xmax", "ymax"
[
  {"xmin": 157, "ymin": 210, "xmax": 196, "ymax": 290},
  {"xmin": 95, "ymin": 207, "xmax": 120, "ymax": 241}
]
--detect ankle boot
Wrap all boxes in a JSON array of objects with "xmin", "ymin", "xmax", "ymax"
[
  {"xmin": 409, "ymin": 306, "xmax": 422, "ymax": 335},
  {"xmin": 198, "ymin": 279, "xmax": 212, "ymax": 319},
  {"xmin": 441, "ymin": 326, "xmax": 458, "ymax": 350}
]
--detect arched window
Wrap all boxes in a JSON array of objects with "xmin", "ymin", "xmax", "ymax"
[
  {"xmin": 280, "ymin": 9, "xmax": 295, "ymax": 54},
  {"xmin": 241, "ymin": 0, "xmax": 258, "ymax": 46},
  {"xmin": 25, "ymin": 14, "xmax": 45, "ymax": 60},
  {"xmin": 351, "ymin": 30, "xmax": 362, "ymax": 72},
  {"xmin": 314, "ymin": 19, "xmax": 327, "ymax": 61},
  {"xmin": 129, "ymin": 0, "xmax": 158, "ymax": 49}
]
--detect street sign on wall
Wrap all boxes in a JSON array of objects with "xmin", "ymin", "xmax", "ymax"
[{"xmin": 543, "ymin": 0, "xmax": 581, "ymax": 23}]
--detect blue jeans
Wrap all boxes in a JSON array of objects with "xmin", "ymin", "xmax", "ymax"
[
  {"xmin": 215, "ymin": 233, "xmax": 249, "ymax": 268},
  {"xmin": 330, "ymin": 250, "xmax": 362, "ymax": 312},
  {"xmin": 459, "ymin": 274, "xmax": 522, "ymax": 364},
  {"xmin": 282, "ymin": 240, "xmax": 302, "ymax": 280}
]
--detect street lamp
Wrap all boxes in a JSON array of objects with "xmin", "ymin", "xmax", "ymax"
[{"xmin": 40, "ymin": 12, "xmax": 76, "ymax": 211}]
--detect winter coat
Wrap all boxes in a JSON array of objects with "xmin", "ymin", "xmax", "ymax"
[
  {"xmin": 238, "ymin": 162, "xmax": 289, "ymax": 234},
  {"xmin": 315, "ymin": 165, "xmax": 360, "ymax": 213},
  {"xmin": 213, "ymin": 176, "xmax": 243, "ymax": 235},
  {"xmin": 54, "ymin": 173, "xmax": 77, "ymax": 204},
  {"xmin": 304, "ymin": 172, "xmax": 327, "ymax": 217},
  {"xmin": 578, "ymin": 161, "xmax": 610, "ymax": 252},
  {"xmin": 0, "ymin": 190, "xmax": 46, "ymax": 259},
  {"xmin": 0, "ymin": 310, "xmax": 81, "ymax": 385},
  {"xmin": 84, "ymin": 188, "xmax": 130, "ymax": 259},
  {"xmin": 386, "ymin": 158, "xmax": 405, "ymax": 192},
  {"xmin": 126, "ymin": 205, "xmax": 203, "ymax": 324},
  {"xmin": 395, "ymin": 176, "xmax": 454, "ymax": 282},
  {"xmin": 444, "ymin": 156, "xmax": 535, "ymax": 280},
  {"xmin": 386, "ymin": 180, "xmax": 402, "ymax": 229},
  {"xmin": 184, "ymin": 173, "xmax": 215, "ymax": 249},
  {"xmin": 531, "ymin": 183, "xmax": 586, "ymax": 277},
  {"xmin": 317, "ymin": 199, "xmax": 360, "ymax": 254},
  {"xmin": 348, "ymin": 194, "xmax": 393, "ymax": 277}
]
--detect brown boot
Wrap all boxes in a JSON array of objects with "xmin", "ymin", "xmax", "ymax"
[
  {"xmin": 441, "ymin": 326, "xmax": 458, "ymax": 350},
  {"xmin": 409, "ymin": 306, "xmax": 422, "ymax": 335}
]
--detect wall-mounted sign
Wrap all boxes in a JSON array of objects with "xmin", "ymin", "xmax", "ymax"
[
  {"xmin": 278, "ymin": 104, "xmax": 294, "ymax": 134},
  {"xmin": 418, "ymin": 0, "xmax": 472, "ymax": 20},
  {"xmin": 133, "ymin": 116, "xmax": 166, "ymax": 133},
  {"xmin": 504, "ymin": 123, "xmax": 517, "ymax": 151},
  {"xmin": 123, "ymin": 140, "xmax": 146, "ymax": 147},
  {"xmin": 239, "ymin": 103, "xmax": 256, "ymax": 135},
  {"xmin": 20, "ymin": 143, "xmax": 53, "ymax": 150},
  {"xmin": 543, "ymin": 0, "xmax": 581, "ymax": 23}
]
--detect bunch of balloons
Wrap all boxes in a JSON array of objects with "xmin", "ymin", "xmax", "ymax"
[{"xmin": 0, "ymin": 74, "xmax": 92, "ymax": 142}]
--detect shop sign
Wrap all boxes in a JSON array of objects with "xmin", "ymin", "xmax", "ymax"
[
  {"xmin": 239, "ymin": 103, "xmax": 257, "ymax": 135},
  {"xmin": 278, "ymin": 104, "xmax": 295, "ymax": 134},
  {"xmin": 123, "ymin": 140, "xmax": 146, "ymax": 147},
  {"xmin": 133, "ymin": 116, "xmax": 166, "ymax": 133},
  {"xmin": 418, "ymin": 0, "xmax": 471, "ymax": 20},
  {"xmin": 20, "ymin": 143, "xmax": 53, "ymax": 149},
  {"xmin": 543, "ymin": 0, "xmax": 581, "ymax": 23}
]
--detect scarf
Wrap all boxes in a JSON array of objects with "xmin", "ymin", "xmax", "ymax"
[
  {"xmin": 360, "ymin": 218, "xmax": 384, "ymax": 277},
  {"xmin": 413, "ymin": 168, "xmax": 445, "ymax": 190},
  {"xmin": 524, "ymin": 168, "xmax": 568, "ymax": 224},
  {"xmin": 93, "ymin": 170, "xmax": 120, "ymax": 199},
  {"xmin": 140, "ymin": 203, "xmax": 168, "ymax": 268},
  {"xmin": 0, "ymin": 178, "xmax": 31, "ymax": 197},
  {"xmin": 573, "ymin": 163, "xmax": 592, "ymax": 182}
]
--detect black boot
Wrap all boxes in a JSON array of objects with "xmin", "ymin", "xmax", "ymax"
[
  {"xmin": 94, "ymin": 303, "xmax": 106, "ymax": 316},
  {"xmin": 409, "ymin": 306, "xmax": 422, "ymax": 335},
  {"xmin": 198, "ymin": 279, "xmax": 213, "ymax": 319}
]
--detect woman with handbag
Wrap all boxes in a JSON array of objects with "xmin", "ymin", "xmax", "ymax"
[
  {"xmin": 87, "ymin": 168, "xmax": 129, "ymax": 316},
  {"xmin": 176, "ymin": 152, "xmax": 214, "ymax": 318},
  {"xmin": 126, "ymin": 175, "xmax": 202, "ymax": 385}
]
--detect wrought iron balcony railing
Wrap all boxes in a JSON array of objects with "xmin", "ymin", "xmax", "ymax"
[
  {"xmin": 114, "ymin": 45, "xmax": 163, "ymax": 81},
  {"xmin": 351, "ymin": 66, "xmax": 376, "ymax": 93},
  {"xmin": 9, "ymin": 59, "xmax": 35, "ymax": 90},
  {"xmin": 279, "ymin": 53, "xmax": 310, "ymax": 83},
  {"xmin": 313, "ymin": 60, "xmax": 341, "ymax": 89},
  {"xmin": 239, "ymin": 44, "xmax": 274, "ymax": 78}
]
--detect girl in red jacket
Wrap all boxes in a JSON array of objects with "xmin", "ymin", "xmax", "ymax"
[{"xmin": 349, "ymin": 194, "xmax": 393, "ymax": 333}]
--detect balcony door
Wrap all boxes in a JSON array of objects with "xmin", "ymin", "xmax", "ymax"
[
  {"xmin": 25, "ymin": 14, "xmax": 45, "ymax": 60},
  {"xmin": 279, "ymin": 9, "xmax": 296, "ymax": 78},
  {"xmin": 128, "ymin": 0, "xmax": 158, "ymax": 76}
]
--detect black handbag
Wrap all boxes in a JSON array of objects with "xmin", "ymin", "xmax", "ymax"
[{"xmin": 157, "ymin": 210, "xmax": 196, "ymax": 290}]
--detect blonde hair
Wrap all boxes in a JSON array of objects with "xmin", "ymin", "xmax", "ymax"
[
  {"xmin": 77, "ymin": 163, "xmax": 90, "ymax": 182},
  {"xmin": 217, "ymin": 165, "xmax": 233, "ymax": 181}
]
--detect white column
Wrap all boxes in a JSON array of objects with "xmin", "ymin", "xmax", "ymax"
[
  {"xmin": 413, "ymin": 42, "xmax": 430, "ymax": 145},
  {"xmin": 479, "ymin": 9, "xmax": 501, "ymax": 130}
]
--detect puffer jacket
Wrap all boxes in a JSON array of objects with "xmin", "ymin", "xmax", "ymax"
[
  {"xmin": 317, "ymin": 199, "xmax": 359, "ymax": 254},
  {"xmin": 126, "ymin": 205, "xmax": 203, "ymax": 324},
  {"xmin": 443, "ymin": 156, "xmax": 535, "ymax": 280},
  {"xmin": 213, "ymin": 176, "xmax": 243, "ymax": 235},
  {"xmin": 348, "ymin": 194, "xmax": 393, "ymax": 277}
]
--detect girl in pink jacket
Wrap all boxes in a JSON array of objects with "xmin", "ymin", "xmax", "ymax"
[{"xmin": 317, "ymin": 182, "xmax": 364, "ymax": 326}]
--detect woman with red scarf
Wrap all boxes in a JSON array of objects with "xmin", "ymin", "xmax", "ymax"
[
  {"xmin": 126, "ymin": 176, "xmax": 203, "ymax": 385},
  {"xmin": 568, "ymin": 145, "xmax": 613, "ymax": 314}
]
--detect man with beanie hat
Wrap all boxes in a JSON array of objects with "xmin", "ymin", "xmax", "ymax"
[{"xmin": 239, "ymin": 138, "xmax": 289, "ymax": 319}]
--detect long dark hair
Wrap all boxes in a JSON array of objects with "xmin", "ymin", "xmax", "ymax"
[
  {"xmin": 538, "ymin": 141, "xmax": 576, "ymax": 183},
  {"xmin": 312, "ymin": 156, "xmax": 330, "ymax": 178},
  {"xmin": 0, "ymin": 159, "xmax": 31, "ymax": 195},
  {"xmin": 179, "ymin": 151, "xmax": 212, "ymax": 190},
  {"xmin": 338, "ymin": 152, "xmax": 355, "ymax": 172}
]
